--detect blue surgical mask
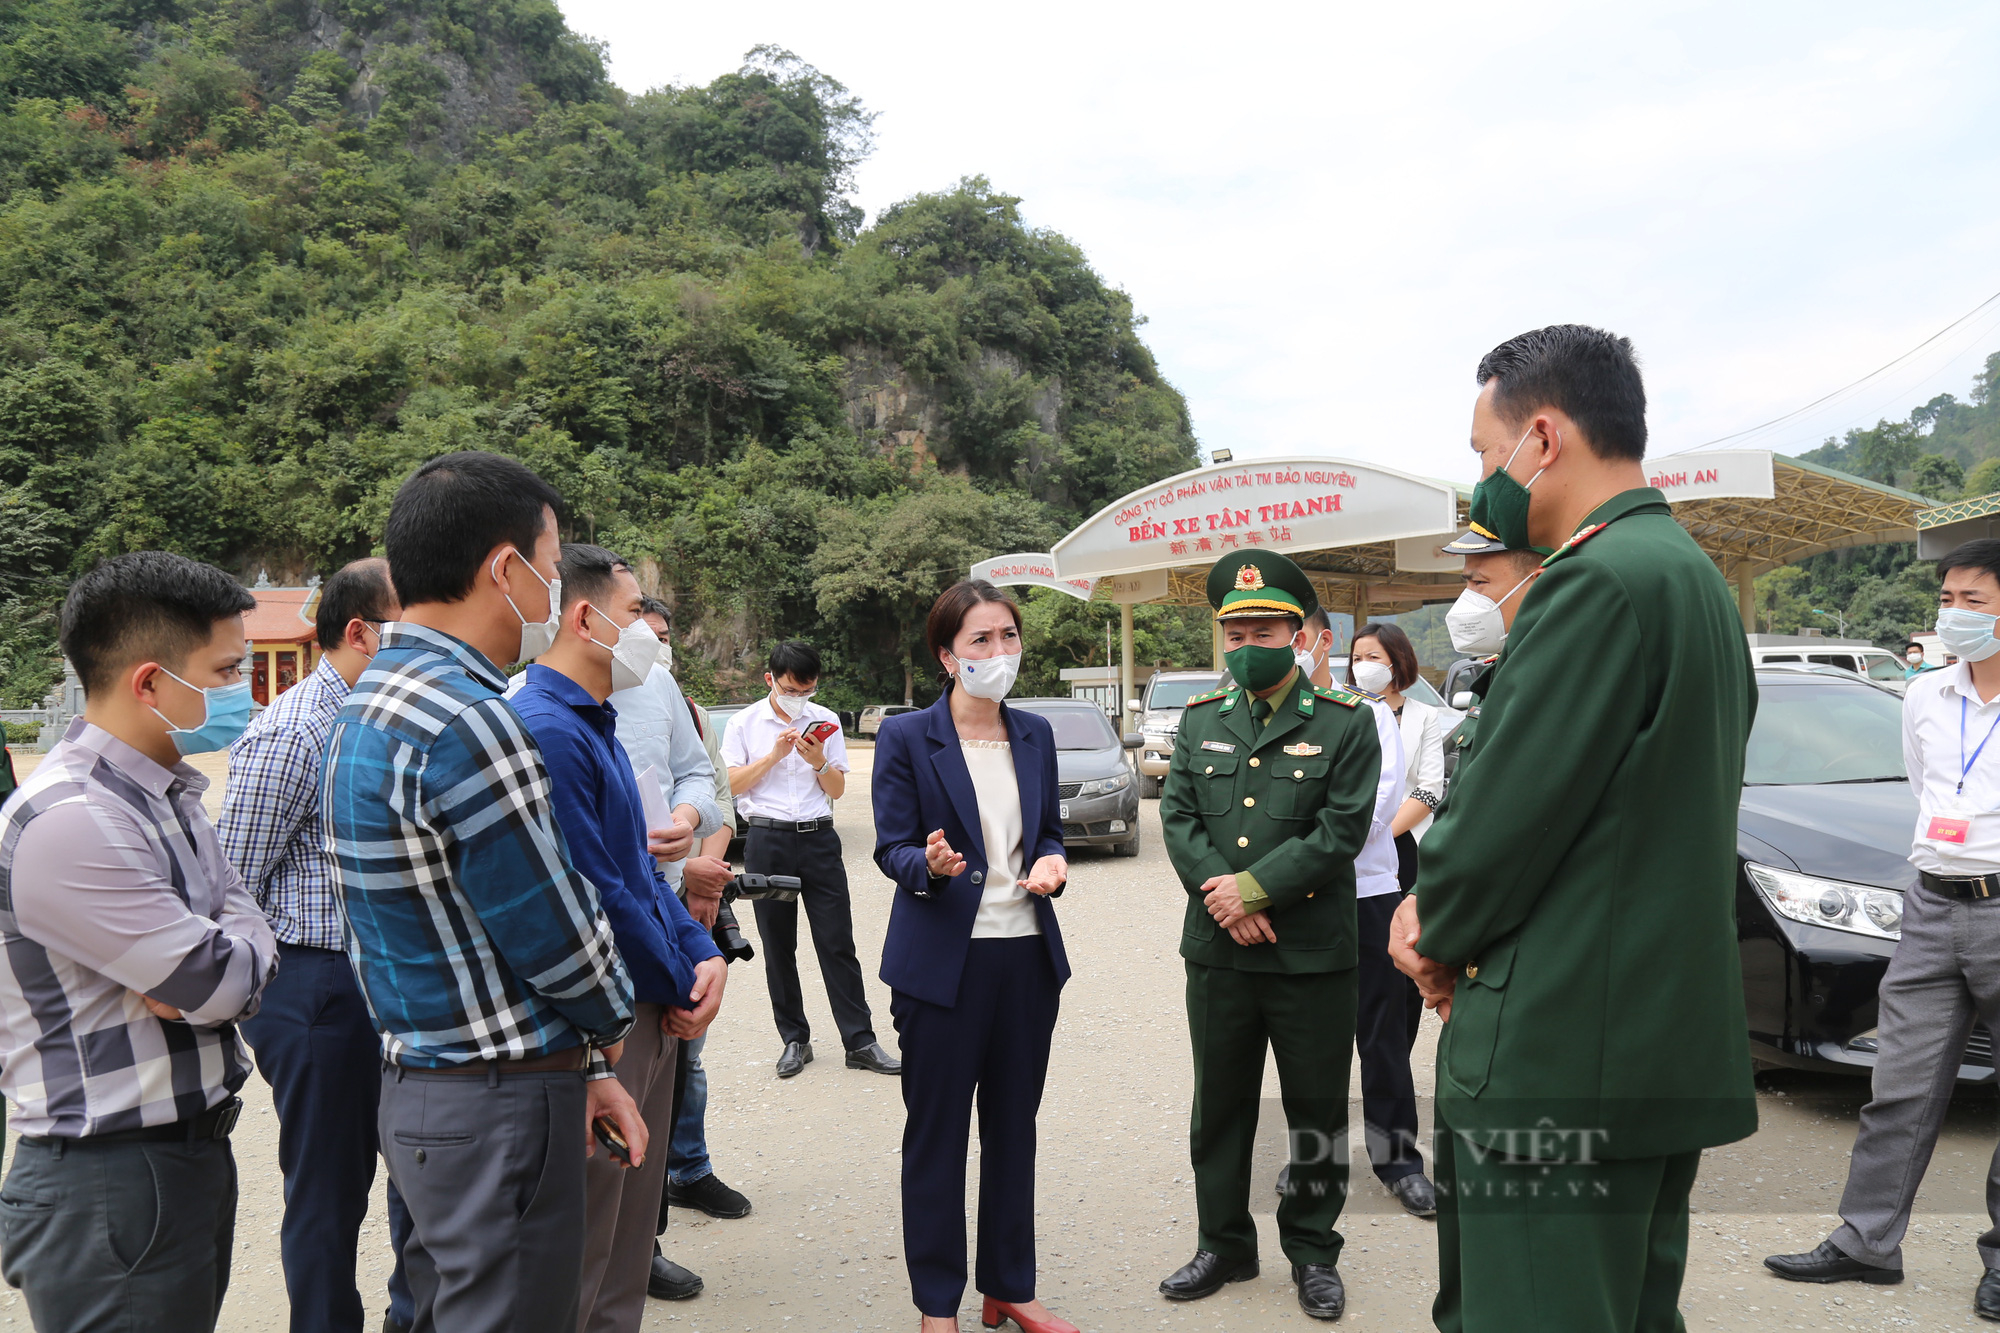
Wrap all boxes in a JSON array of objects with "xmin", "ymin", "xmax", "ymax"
[
  {"xmin": 150, "ymin": 670, "xmax": 255, "ymax": 755},
  {"xmin": 1936, "ymin": 608, "xmax": 2000, "ymax": 663}
]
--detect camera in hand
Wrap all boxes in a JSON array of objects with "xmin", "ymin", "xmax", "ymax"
[
  {"xmin": 725, "ymin": 873, "xmax": 800, "ymax": 904},
  {"xmin": 711, "ymin": 899, "xmax": 755, "ymax": 963}
]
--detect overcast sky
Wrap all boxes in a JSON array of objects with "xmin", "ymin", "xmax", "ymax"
[{"xmin": 558, "ymin": 0, "xmax": 2000, "ymax": 485}]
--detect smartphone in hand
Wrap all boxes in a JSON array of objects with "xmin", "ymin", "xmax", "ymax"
[
  {"xmin": 802, "ymin": 720, "xmax": 838, "ymax": 745},
  {"xmin": 593, "ymin": 1116, "xmax": 632, "ymax": 1166}
]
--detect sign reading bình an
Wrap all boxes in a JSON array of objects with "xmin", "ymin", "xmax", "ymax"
[
  {"xmin": 972, "ymin": 554, "xmax": 1096, "ymax": 600},
  {"xmin": 1642, "ymin": 449, "xmax": 1775, "ymax": 502},
  {"xmin": 1051, "ymin": 457, "xmax": 1460, "ymax": 580}
]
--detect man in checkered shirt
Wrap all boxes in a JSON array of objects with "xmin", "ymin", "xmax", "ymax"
[
  {"xmin": 323, "ymin": 452, "xmax": 642, "ymax": 1333},
  {"xmin": 219, "ymin": 556, "xmax": 413, "ymax": 1333},
  {"xmin": 0, "ymin": 551, "xmax": 277, "ymax": 1332}
]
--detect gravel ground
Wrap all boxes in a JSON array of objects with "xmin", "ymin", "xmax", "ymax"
[{"xmin": 3, "ymin": 747, "xmax": 1998, "ymax": 1332}]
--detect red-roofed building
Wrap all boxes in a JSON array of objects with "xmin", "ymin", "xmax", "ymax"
[{"xmin": 243, "ymin": 572, "xmax": 323, "ymax": 706}]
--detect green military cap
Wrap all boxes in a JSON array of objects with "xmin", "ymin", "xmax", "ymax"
[
  {"xmin": 1207, "ymin": 550, "xmax": 1319, "ymax": 622},
  {"xmin": 1440, "ymin": 525, "xmax": 1554, "ymax": 557}
]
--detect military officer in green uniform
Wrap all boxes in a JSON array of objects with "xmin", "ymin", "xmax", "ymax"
[
  {"xmin": 1158, "ymin": 549, "xmax": 1383, "ymax": 1321},
  {"xmin": 1436, "ymin": 526, "xmax": 1548, "ymax": 769},
  {"xmin": 1390, "ymin": 325, "xmax": 1758, "ymax": 1332}
]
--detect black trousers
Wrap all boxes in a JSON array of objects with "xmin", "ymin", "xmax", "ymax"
[
  {"xmin": 746, "ymin": 824, "xmax": 877, "ymax": 1050},
  {"xmin": 1356, "ymin": 892, "xmax": 1426, "ymax": 1183},
  {"xmin": 240, "ymin": 942, "xmax": 413, "ymax": 1333},
  {"xmin": 0, "ymin": 1134, "xmax": 236, "ymax": 1332},
  {"xmin": 892, "ymin": 937, "xmax": 1061, "ymax": 1317}
]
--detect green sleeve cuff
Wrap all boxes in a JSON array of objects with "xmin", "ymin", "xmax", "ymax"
[{"xmin": 1236, "ymin": 870, "xmax": 1271, "ymax": 913}]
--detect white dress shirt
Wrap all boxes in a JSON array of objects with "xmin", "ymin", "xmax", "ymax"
[
  {"xmin": 958, "ymin": 740, "xmax": 1041, "ymax": 937},
  {"xmin": 1395, "ymin": 698, "xmax": 1446, "ymax": 841},
  {"xmin": 1356, "ymin": 696, "xmax": 1408, "ymax": 898},
  {"xmin": 721, "ymin": 696, "xmax": 851, "ymax": 822},
  {"xmin": 1905, "ymin": 662, "xmax": 2000, "ymax": 876}
]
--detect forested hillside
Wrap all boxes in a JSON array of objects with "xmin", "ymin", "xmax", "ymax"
[{"xmin": 0, "ymin": 0, "xmax": 1210, "ymax": 709}]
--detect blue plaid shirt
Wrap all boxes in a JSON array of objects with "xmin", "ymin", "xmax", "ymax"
[
  {"xmin": 219, "ymin": 657, "xmax": 350, "ymax": 950},
  {"xmin": 323, "ymin": 623, "xmax": 634, "ymax": 1071}
]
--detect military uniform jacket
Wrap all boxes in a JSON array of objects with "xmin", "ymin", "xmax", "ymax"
[
  {"xmin": 1161, "ymin": 673, "xmax": 1381, "ymax": 973},
  {"xmin": 1418, "ymin": 488, "xmax": 1759, "ymax": 1160}
]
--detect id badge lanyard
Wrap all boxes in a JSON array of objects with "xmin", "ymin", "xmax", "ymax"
[
  {"xmin": 1932, "ymin": 697, "xmax": 2000, "ymax": 845},
  {"xmin": 1960, "ymin": 695, "xmax": 2000, "ymax": 796}
]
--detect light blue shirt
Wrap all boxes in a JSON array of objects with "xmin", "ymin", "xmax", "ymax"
[{"xmin": 606, "ymin": 664, "xmax": 723, "ymax": 885}]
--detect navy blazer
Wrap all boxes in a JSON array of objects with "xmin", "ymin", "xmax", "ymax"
[{"xmin": 873, "ymin": 694, "xmax": 1071, "ymax": 1008}]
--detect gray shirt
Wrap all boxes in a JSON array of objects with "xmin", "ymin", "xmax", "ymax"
[{"xmin": 0, "ymin": 719, "xmax": 277, "ymax": 1137}]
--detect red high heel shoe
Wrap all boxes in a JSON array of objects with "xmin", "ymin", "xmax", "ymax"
[{"xmin": 981, "ymin": 1296, "xmax": 1080, "ymax": 1333}]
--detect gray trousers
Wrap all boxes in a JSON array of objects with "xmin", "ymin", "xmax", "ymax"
[
  {"xmin": 578, "ymin": 1006, "xmax": 677, "ymax": 1333},
  {"xmin": 1832, "ymin": 881, "xmax": 2000, "ymax": 1269},
  {"xmin": 0, "ymin": 1134, "xmax": 237, "ymax": 1332},
  {"xmin": 381, "ymin": 1065, "xmax": 588, "ymax": 1333}
]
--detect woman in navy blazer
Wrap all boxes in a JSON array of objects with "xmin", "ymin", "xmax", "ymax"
[{"xmin": 873, "ymin": 580, "xmax": 1077, "ymax": 1333}]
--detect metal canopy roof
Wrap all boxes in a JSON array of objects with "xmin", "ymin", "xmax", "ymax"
[{"xmin": 1048, "ymin": 451, "xmax": 1929, "ymax": 631}]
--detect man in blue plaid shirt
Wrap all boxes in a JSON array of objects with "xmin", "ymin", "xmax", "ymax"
[
  {"xmin": 221, "ymin": 557, "xmax": 413, "ymax": 1333},
  {"xmin": 324, "ymin": 452, "xmax": 642, "ymax": 1333}
]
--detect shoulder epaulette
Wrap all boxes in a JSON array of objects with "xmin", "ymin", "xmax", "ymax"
[
  {"xmin": 1187, "ymin": 689, "xmax": 1229, "ymax": 707},
  {"xmin": 1312, "ymin": 686, "xmax": 1361, "ymax": 709},
  {"xmin": 1541, "ymin": 521, "xmax": 1610, "ymax": 567}
]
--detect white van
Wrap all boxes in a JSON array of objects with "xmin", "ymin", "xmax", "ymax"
[{"xmin": 1744, "ymin": 634, "xmax": 1908, "ymax": 692}]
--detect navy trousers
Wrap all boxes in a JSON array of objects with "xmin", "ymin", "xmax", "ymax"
[
  {"xmin": 241, "ymin": 943, "xmax": 412, "ymax": 1333},
  {"xmin": 1355, "ymin": 892, "xmax": 1425, "ymax": 1184},
  {"xmin": 891, "ymin": 936, "xmax": 1061, "ymax": 1318}
]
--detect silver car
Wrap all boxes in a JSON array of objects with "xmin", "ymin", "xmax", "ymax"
[{"xmin": 1007, "ymin": 698, "xmax": 1144, "ymax": 858}]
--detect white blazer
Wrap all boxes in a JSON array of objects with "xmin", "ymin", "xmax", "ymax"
[{"xmin": 1395, "ymin": 697, "xmax": 1447, "ymax": 841}]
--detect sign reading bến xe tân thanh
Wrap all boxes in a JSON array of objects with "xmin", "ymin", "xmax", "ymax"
[
  {"xmin": 1050, "ymin": 457, "xmax": 1461, "ymax": 580},
  {"xmin": 971, "ymin": 554, "xmax": 1096, "ymax": 600}
]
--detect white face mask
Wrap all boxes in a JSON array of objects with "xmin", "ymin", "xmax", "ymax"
[
  {"xmin": 586, "ymin": 606, "xmax": 661, "ymax": 694},
  {"xmin": 1937, "ymin": 608, "xmax": 2000, "ymax": 663},
  {"xmin": 770, "ymin": 683, "xmax": 815, "ymax": 719},
  {"xmin": 1350, "ymin": 660, "xmax": 1394, "ymax": 696},
  {"xmin": 1446, "ymin": 572, "xmax": 1538, "ymax": 657},
  {"xmin": 1292, "ymin": 632, "xmax": 1330, "ymax": 679},
  {"xmin": 952, "ymin": 649, "xmax": 1021, "ymax": 701},
  {"xmin": 495, "ymin": 548, "xmax": 561, "ymax": 665},
  {"xmin": 656, "ymin": 640, "xmax": 674, "ymax": 675}
]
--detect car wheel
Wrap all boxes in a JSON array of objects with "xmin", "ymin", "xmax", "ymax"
[
  {"xmin": 1114, "ymin": 827, "xmax": 1141, "ymax": 858},
  {"xmin": 1140, "ymin": 774, "xmax": 1161, "ymax": 799}
]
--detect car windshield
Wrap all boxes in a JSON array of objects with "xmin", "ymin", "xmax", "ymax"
[
  {"xmin": 1011, "ymin": 703, "xmax": 1118, "ymax": 750},
  {"xmin": 1745, "ymin": 682, "xmax": 1906, "ymax": 785},
  {"xmin": 1148, "ymin": 678, "xmax": 1219, "ymax": 710},
  {"xmin": 1865, "ymin": 656, "xmax": 1907, "ymax": 682}
]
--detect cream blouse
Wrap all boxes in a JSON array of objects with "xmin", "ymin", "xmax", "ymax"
[{"xmin": 958, "ymin": 740, "xmax": 1041, "ymax": 938}]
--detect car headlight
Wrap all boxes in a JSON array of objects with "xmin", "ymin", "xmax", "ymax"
[
  {"xmin": 1076, "ymin": 772, "xmax": 1132, "ymax": 797},
  {"xmin": 1745, "ymin": 863, "xmax": 1903, "ymax": 940}
]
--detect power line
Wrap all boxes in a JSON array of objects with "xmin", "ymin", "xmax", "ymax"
[{"xmin": 1693, "ymin": 286, "xmax": 2000, "ymax": 450}]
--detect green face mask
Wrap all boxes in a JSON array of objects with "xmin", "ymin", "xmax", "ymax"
[
  {"xmin": 1225, "ymin": 642, "xmax": 1298, "ymax": 694},
  {"xmin": 1467, "ymin": 427, "xmax": 1546, "ymax": 551}
]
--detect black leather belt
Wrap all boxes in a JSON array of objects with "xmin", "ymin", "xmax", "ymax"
[
  {"xmin": 1919, "ymin": 870, "xmax": 2000, "ymax": 899},
  {"xmin": 21, "ymin": 1096, "xmax": 242, "ymax": 1148},
  {"xmin": 746, "ymin": 816, "xmax": 834, "ymax": 833}
]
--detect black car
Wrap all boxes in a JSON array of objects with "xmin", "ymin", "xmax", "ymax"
[
  {"xmin": 1006, "ymin": 697, "xmax": 1144, "ymax": 857},
  {"xmin": 1736, "ymin": 665, "xmax": 1992, "ymax": 1083}
]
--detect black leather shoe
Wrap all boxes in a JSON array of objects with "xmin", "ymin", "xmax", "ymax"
[
  {"xmin": 775, "ymin": 1040, "xmax": 813, "ymax": 1078},
  {"xmin": 845, "ymin": 1041, "xmax": 901, "ymax": 1074},
  {"xmin": 668, "ymin": 1172, "xmax": 751, "ymax": 1219},
  {"xmin": 1276, "ymin": 1164, "xmax": 1291, "ymax": 1196},
  {"xmin": 1976, "ymin": 1267, "xmax": 2000, "ymax": 1321},
  {"xmin": 1388, "ymin": 1172, "xmax": 1438, "ymax": 1218},
  {"xmin": 1159, "ymin": 1250, "xmax": 1258, "ymax": 1301},
  {"xmin": 1292, "ymin": 1263, "xmax": 1345, "ymax": 1320},
  {"xmin": 1762, "ymin": 1240, "xmax": 1903, "ymax": 1284},
  {"xmin": 648, "ymin": 1247, "xmax": 704, "ymax": 1300}
]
